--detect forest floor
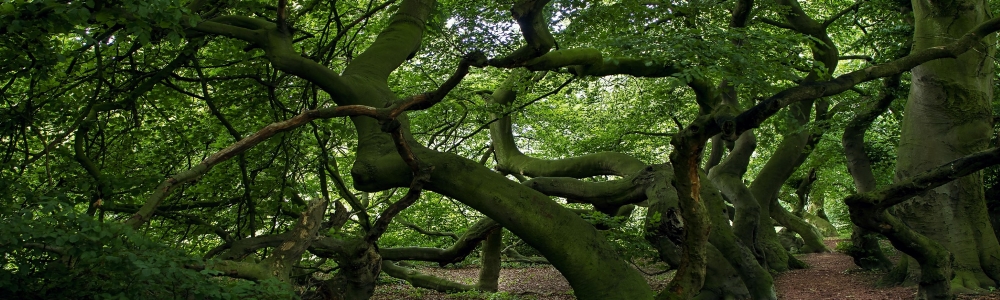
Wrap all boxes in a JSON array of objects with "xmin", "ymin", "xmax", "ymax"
[{"xmin": 371, "ymin": 239, "xmax": 1000, "ymax": 300}]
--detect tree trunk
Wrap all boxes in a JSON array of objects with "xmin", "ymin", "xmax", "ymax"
[
  {"xmin": 701, "ymin": 172, "xmax": 777, "ymax": 300},
  {"xmin": 707, "ymin": 131, "xmax": 768, "ymax": 264},
  {"xmin": 643, "ymin": 180, "xmax": 752, "ymax": 300},
  {"xmin": 849, "ymin": 226, "xmax": 893, "ymax": 271},
  {"xmin": 893, "ymin": 0, "xmax": 1000, "ymax": 293},
  {"xmin": 842, "ymin": 69, "xmax": 908, "ymax": 271},
  {"xmin": 477, "ymin": 227, "xmax": 502, "ymax": 292},
  {"xmin": 750, "ymin": 100, "xmax": 824, "ymax": 267},
  {"xmin": 322, "ymin": 240, "xmax": 382, "ymax": 300},
  {"xmin": 803, "ymin": 194, "xmax": 838, "ymax": 237}
]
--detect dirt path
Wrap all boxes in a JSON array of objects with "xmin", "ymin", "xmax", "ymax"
[
  {"xmin": 373, "ymin": 240, "xmax": 1000, "ymax": 299},
  {"xmin": 775, "ymin": 240, "xmax": 915, "ymax": 299},
  {"xmin": 775, "ymin": 239, "xmax": 1000, "ymax": 300}
]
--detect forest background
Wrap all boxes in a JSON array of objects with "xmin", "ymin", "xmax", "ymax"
[{"xmin": 3, "ymin": 0, "xmax": 1000, "ymax": 299}]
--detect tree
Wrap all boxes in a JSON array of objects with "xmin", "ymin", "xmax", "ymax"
[
  {"xmin": 4, "ymin": 0, "xmax": 1000, "ymax": 299},
  {"xmin": 890, "ymin": 0, "xmax": 1000, "ymax": 294}
]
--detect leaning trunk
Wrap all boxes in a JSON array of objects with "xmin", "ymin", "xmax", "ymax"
[{"xmin": 749, "ymin": 101, "xmax": 822, "ymax": 268}]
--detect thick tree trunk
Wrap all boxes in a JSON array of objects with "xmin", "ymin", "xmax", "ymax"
[
  {"xmin": 477, "ymin": 228, "xmax": 502, "ymax": 292},
  {"xmin": 701, "ymin": 173, "xmax": 777, "ymax": 300},
  {"xmin": 771, "ymin": 199, "xmax": 829, "ymax": 253},
  {"xmin": 750, "ymin": 101, "xmax": 821, "ymax": 269},
  {"xmin": 849, "ymin": 226, "xmax": 893, "ymax": 271},
  {"xmin": 643, "ymin": 180, "xmax": 751, "ymax": 300},
  {"xmin": 988, "ymin": 184, "xmax": 1000, "ymax": 242},
  {"xmin": 893, "ymin": 0, "xmax": 1000, "ymax": 293},
  {"xmin": 322, "ymin": 240, "xmax": 383, "ymax": 300},
  {"xmin": 842, "ymin": 73, "xmax": 903, "ymax": 271},
  {"xmin": 807, "ymin": 194, "xmax": 830, "ymax": 222},
  {"xmin": 847, "ymin": 145, "xmax": 1000, "ymax": 299},
  {"xmin": 758, "ymin": 0, "xmax": 839, "ymax": 257},
  {"xmin": 708, "ymin": 131, "xmax": 770, "ymax": 268}
]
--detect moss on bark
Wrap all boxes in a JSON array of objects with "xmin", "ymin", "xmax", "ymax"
[{"xmin": 894, "ymin": 0, "xmax": 1000, "ymax": 295}]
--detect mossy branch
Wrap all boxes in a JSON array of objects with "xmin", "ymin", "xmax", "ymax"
[
  {"xmin": 381, "ymin": 218, "xmax": 500, "ymax": 266},
  {"xmin": 380, "ymin": 261, "xmax": 476, "ymax": 292},
  {"xmin": 488, "ymin": 0, "xmax": 556, "ymax": 67},
  {"xmin": 735, "ymin": 16, "xmax": 1000, "ymax": 135}
]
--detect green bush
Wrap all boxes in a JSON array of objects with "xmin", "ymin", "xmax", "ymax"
[{"xmin": 0, "ymin": 201, "xmax": 296, "ymax": 300}]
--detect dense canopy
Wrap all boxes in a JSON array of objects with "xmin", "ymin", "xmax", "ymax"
[{"xmin": 3, "ymin": 0, "xmax": 1000, "ymax": 299}]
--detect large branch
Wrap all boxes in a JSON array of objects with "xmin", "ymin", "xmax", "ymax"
[
  {"xmin": 488, "ymin": 0, "xmax": 556, "ymax": 67},
  {"xmin": 853, "ymin": 146, "xmax": 1000, "ymax": 210},
  {"xmin": 313, "ymin": 0, "xmax": 400, "ymax": 61},
  {"xmin": 380, "ymin": 218, "xmax": 500, "ymax": 266},
  {"xmin": 342, "ymin": 0, "xmax": 434, "ymax": 82},
  {"xmin": 843, "ymin": 74, "xmax": 902, "ymax": 193},
  {"xmin": 523, "ymin": 48, "xmax": 682, "ymax": 77},
  {"xmin": 380, "ymin": 261, "xmax": 475, "ymax": 292},
  {"xmin": 521, "ymin": 168, "xmax": 654, "ymax": 213},
  {"xmin": 839, "ymin": 148, "xmax": 1000, "ymax": 298},
  {"xmin": 773, "ymin": 0, "xmax": 839, "ymax": 80},
  {"xmin": 708, "ymin": 131, "xmax": 761, "ymax": 257},
  {"xmin": 734, "ymin": 16, "xmax": 1000, "ymax": 135},
  {"xmin": 700, "ymin": 172, "xmax": 777, "ymax": 300},
  {"xmin": 124, "ymin": 51, "xmax": 484, "ymax": 228},
  {"xmin": 841, "ymin": 68, "xmax": 905, "ymax": 271},
  {"xmin": 730, "ymin": 0, "xmax": 754, "ymax": 28},
  {"xmin": 488, "ymin": 70, "xmax": 647, "ymax": 177},
  {"xmin": 123, "ymin": 105, "xmax": 384, "ymax": 229},
  {"xmin": 192, "ymin": 16, "xmax": 355, "ymax": 103},
  {"xmin": 263, "ymin": 197, "xmax": 328, "ymax": 281},
  {"xmin": 419, "ymin": 150, "xmax": 654, "ymax": 299},
  {"xmin": 748, "ymin": 99, "xmax": 831, "ymax": 255}
]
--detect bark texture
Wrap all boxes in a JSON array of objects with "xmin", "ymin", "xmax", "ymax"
[
  {"xmin": 893, "ymin": 0, "xmax": 1000, "ymax": 293},
  {"xmin": 477, "ymin": 228, "xmax": 502, "ymax": 292}
]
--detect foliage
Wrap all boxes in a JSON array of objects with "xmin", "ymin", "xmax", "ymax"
[
  {"xmin": 582, "ymin": 210, "xmax": 656, "ymax": 261},
  {"xmin": 448, "ymin": 290, "xmax": 534, "ymax": 300},
  {"xmin": 3, "ymin": 0, "xmax": 999, "ymax": 298},
  {"xmin": 0, "ymin": 201, "xmax": 295, "ymax": 300}
]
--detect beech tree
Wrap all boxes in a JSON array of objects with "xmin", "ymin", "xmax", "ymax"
[{"xmin": 3, "ymin": 0, "xmax": 1000, "ymax": 299}]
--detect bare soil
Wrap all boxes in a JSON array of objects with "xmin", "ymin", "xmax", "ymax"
[
  {"xmin": 775, "ymin": 239, "xmax": 914, "ymax": 300},
  {"xmin": 372, "ymin": 239, "xmax": 1000, "ymax": 299},
  {"xmin": 776, "ymin": 239, "xmax": 1000, "ymax": 300}
]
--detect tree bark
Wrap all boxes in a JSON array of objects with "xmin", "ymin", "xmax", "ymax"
[
  {"xmin": 643, "ymin": 175, "xmax": 752, "ymax": 300},
  {"xmin": 477, "ymin": 228, "xmax": 502, "ymax": 292},
  {"xmin": 709, "ymin": 131, "xmax": 765, "ymax": 264},
  {"xmin": 892, "ymin": 0, "xmax": 1000, "ymax": 293},
  {"xmin": 749, "ymin": 101, "xmax": 818, "ymax": 269},
  {"xmin": 381, "ymin": 261, "xmax": 475, "ymax": 293},
  {"xmin": 848, "ymin": 144, "xmax": 1000, "ymax": 299},
  {"xmin": 843, "ymin": 72, "xmax": 903, "ymax": 271},
  {"xmin": 701, "ymin": 172, "xmax": 777, "ymax": 300}
]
